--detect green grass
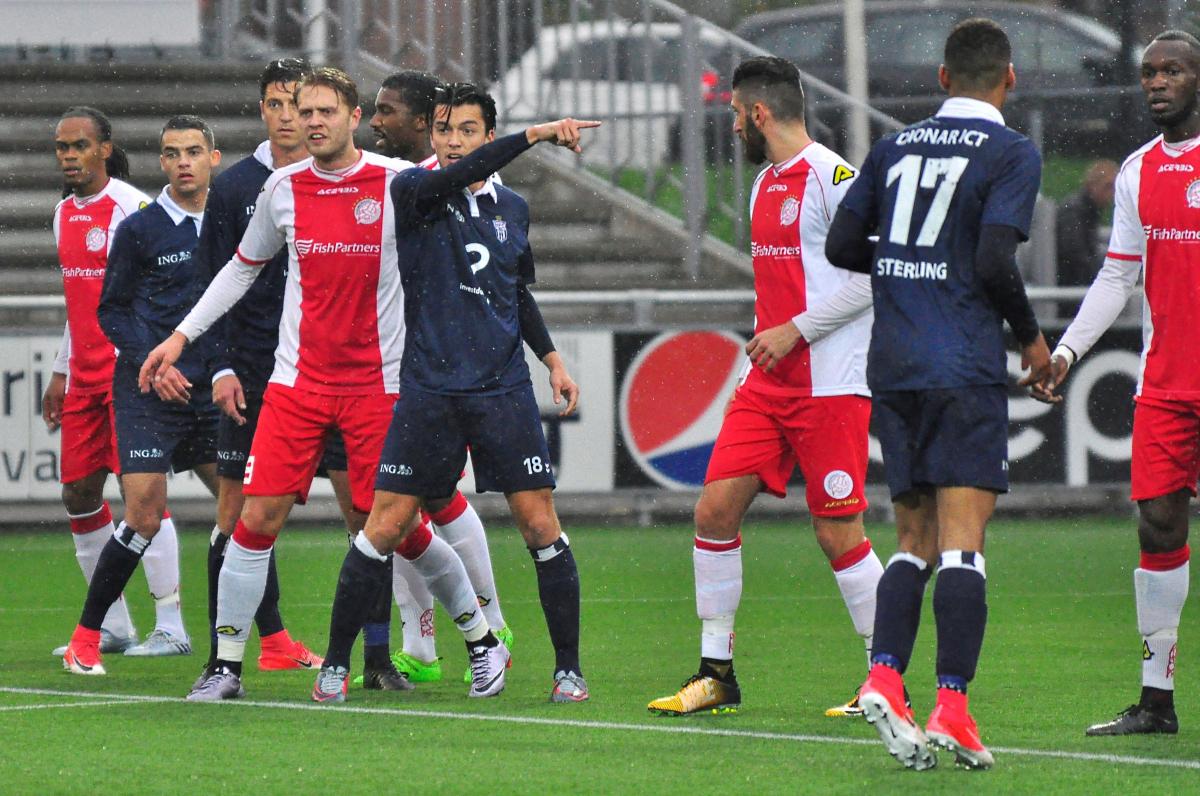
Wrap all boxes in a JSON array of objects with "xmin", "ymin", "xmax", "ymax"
[{"xmin": 1, "ymin": 518, "xmax": 1197, "ymax": 793}]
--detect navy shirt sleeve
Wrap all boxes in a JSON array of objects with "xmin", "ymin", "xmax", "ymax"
[
  {"xmin": 981, "ymin": 138, "xmax": 1042, "ymax": 241},
  {"xmin": 98, "ymin": 217, "xmax": 155, "ymax": 364}
]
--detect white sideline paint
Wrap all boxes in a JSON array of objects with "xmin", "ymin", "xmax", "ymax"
[
  {"xmin": 1, "ymin": 687, "xmax": 1197, "ymax": 771},
  {"xmin": 0, "ymin": 698, "xmax": 144, "ymax": 712}
]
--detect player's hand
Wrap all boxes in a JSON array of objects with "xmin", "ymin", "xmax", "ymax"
[
  {"xmin": 41, "ymin": 372, "xmax": 67, "ymax": 432},
  {"xmin": 213, "ymin": 373, "xmax": 247, "ymax": 425},
  {"xmin": 152, "ymin": 365, "xmax": 192, "ymax": 404},
  {"xmin": 526, "ymin": 118, "xmax": 602, "ymax": 153},
  {"xmin": 1028, "ymin": 353, "xmax": 1071, "ymax": 404},
  {"xmin": 745, "ymin": 321, "xmax": 803, "ymax": 372},
  {"xmin": 1017, "ymin": 332, "xmax": 1059, "ymax": 403},
  {"xmin": 139, "ymin": 332, "xmax": 187, "ymax": 394},
  {"xmin": 544, "ymin": 352, "xmax": 579, "ymax": 416}
]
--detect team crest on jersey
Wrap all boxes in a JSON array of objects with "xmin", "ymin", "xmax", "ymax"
[
  {"xmin": 832, "ymin": 164, "xmax": 855, "ymax": 185},
  {"xmin": 353, "ymin": 197, "xmax": 382, "ymax": 224},
  {"xmin": 493, "ymin": 218, "xmax": 507, "ymax": 242},
  {"xmin": 1185, "ymin": 179, "xmax": 1200, "ymax": 209},
  {"xmin": 780, "ymin": 196, "xmax": 800, "ymax": 226},
  {"xmin": 84, "ymin": 226, "xmax": 106, "ymax": 252}
]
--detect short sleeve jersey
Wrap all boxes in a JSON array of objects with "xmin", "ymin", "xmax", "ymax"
[
  {"xmin": 745, "ymin": 142, "xmax": 870, "ymax": 398},
  {"xmin": 1102, "ymin": 134, "xmax": 1200, "ymax": 400},
  {"xmin": 390, "ymin": 172, "xmax": 533, "ymax": 395},
  {"xmin": 233, "ymin": 150, "xmax": 412, "ymax": 395},
  {"xmin": 839, "ymin": 98, "xmax": 1042, "ymax": 391},
  {"xmin": 53, "ymin": 178, "xmax": 151, "ymax": 394}
]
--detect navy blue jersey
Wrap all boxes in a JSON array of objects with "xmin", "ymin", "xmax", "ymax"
[
  {"xmin": 193, "ymin": 150, "xmax": 287, "ymax": 391},
  {"xmin": 390, "ymin": 133, "xmax": 537, "ymax": 395},
  {"xmin": 99, "ymin": 193, "xmax": 219, "ymax": 385},
  {"xmin": 839, "ymin": 100, "xmax": 1041, "ymax": 390}
]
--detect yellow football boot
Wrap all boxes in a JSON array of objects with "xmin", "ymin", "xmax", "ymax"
[{"xmin": 648, "ymin": 674, "xmax": 741, "ymax": 716}]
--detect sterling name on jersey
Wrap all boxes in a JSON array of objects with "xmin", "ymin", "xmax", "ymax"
[
  {"xmin": 747, "ymin": 142, "xmax": 869, "ymax": 397},
  {"xmin": 193, "ymin": 141, "xmax": 288, "ymax": 391},
  {"xmin": 839, "ymin": 97, "xmax": 1041, "ymax": 391},
  {"xmin": 53, "ymin": 178, "xmax": 150, "ymax": 393},
  {"xmin": 1060, "ymin": 133, "xmax": 1200, "ymax": 401},
  {"xmin": 390, "ymin": 133, "xmax": 535, "ymax": 396},
  {"xmin": 99, "ymin": 187, "xmax": 218, "ymax": 386},
  {"xmin": 233, "ymin": 150, "xmax": 410, "ymax": 395}
]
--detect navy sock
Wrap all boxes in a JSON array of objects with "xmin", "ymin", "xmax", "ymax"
[
  {"xmin": 207, "ymin": 533, "xmax": 230, "ymax": 664},
  {"xmin": 933, "ymin": 560, "xmax": 988, "ymax": 689},
  {"xmin": 325, "ymin": 546, "xmax": 390, "ymax": 670},
  {"xmin": 254, "ymin": 549, "xmax": 285, "ymax": 638},
  {"xmin": 362, "ymin": 556, "xmax": 393, "ymax": 667},
  {"xmin": 870, "ymin": 556, "xmax": 932, "ymax": 674},
  {"xmin": 81, "ymin": 529, "xmax": 148, "ymax": 631},
  {"xmin": 531, "ymin": 538, "xmax": 581, "ymax": 675}
]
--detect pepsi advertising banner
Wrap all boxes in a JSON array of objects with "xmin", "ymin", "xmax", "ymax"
[{"xmin": 614, "ymin": 326, "xmax": 1140, "ymax": 491}]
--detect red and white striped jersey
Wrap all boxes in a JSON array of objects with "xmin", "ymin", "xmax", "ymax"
[
  {"xmin": 234, "ymin": 151, "xmax": 413, "ymax": 395},
  {"xmin": 1077, "ymin": 135, "xmax": 1200, "ymax": 400},
  {"xmin": 53, "ymin": 178, "xmax": 150, "ymax": 394},
  {"xmin": 743, "ymin": 142, "xmax": 871, "ymax": 398}
]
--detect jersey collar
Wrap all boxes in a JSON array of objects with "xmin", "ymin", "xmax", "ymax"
[
  {"xmin": 69, "ymin": 178, "xmax": 115, "ymax": 209},
  {"xmin": 936, "ymin": 97, "xmax": 1006, "ymax": 127},
  {"xmin": 253, "ymin": 140, "xmax": 274, "ymax": 170},
  {"xmin": 311, "ymin": 149, "xmax": 367, "ymax": 182},
  {"xmin": 771, "ymin": 142, "xmax": 815, "ymax": 177},
  {"xmin": 157, "ymin": 186, "xmax": 204, "ymax": 233},
  {"xmin": 1160, "ymin": 131, "xmax": 1200, "ymax": 156}
]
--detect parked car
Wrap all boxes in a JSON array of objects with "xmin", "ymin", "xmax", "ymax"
[
  {"xmin": 492, "ymin": 21, "xmax": 734, "ymax": 169},
  {"xmin": 734, "ymin": 1, "xmax": 1150, "ymax": 154}
]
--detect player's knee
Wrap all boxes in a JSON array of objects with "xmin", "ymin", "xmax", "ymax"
[
  {"xmin": 694, "ymin": 498, "xmax": 740, "ymax": 541},
  {"xmin": 61, "ymin": 481, "xmax": 103, "ymax": 516},
  {"xmin": 1137, "ymin": 505, "xmax": 1188, "ymax": 554},
  {"xmin": 240, "ymin": 499, "xmax": 287, "ymax": 537}
]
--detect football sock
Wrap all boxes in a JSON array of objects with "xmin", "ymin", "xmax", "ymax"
[
  {"xmin": 870, "ymin": 552, "xmax": 932, "ymax": 673},
  {"xmin": 933, "ymin": 550, "xmax": 988, "ymax": 692},
  {"xmin": 431, "ymin": 492, "xmax": 508, "ymax": 631},
  {"xmin": 700, "ymin": 657, "xmax": 736, "ymax": 682},
  {"xmin": 143, "ymin": 513, "xmax": 185, "ymax": 638},
  {"xmin": 363, "ymin": 558, "xmax": 394, "ymax": 669},
  {"xmin": 206, "ymin": 527, "xmax": 229, "ymax": 663},
  {"xmin": 393, "ymin": 554, "xmax": 438, "ymax": 661},
  {"xmin": 831, "ymin": 538, "xmax": 883, "ymax": 667},
  {"xmin": 70, "ymin": 502, "xmax": 136, "ymax": 640},
  {"xmin": 531, "ymin": 534, "xmax": 581, "ymax": 675},
  {"xmin": 695, "ymin": 535, "xmax": 742, "ymax": 663},
  {"xmin": 401, "ymin": 522, "xmax": 487, "ymax": 639},
  {"xmin": 1135, "ymin": 546, "xmax": 1189, "ymax": 698},
  {"xmin": 215, "ymin": 521, "xmax": 274, "ymax": 672},
  {"xmin": 255, "ymin": 548, "xmax": 285, "ymax": 637},
  {"xmin": 324, "ymin": 532, "xmax": 390, "ymax": 670},
  {"xmin": 79, "ymin": 524, "xmax": 151, "ymax": 631}
]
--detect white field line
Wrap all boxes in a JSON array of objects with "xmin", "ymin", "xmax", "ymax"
[
  {"xmin": 0, "ymin": 698, "xmax": 146, "ymax": 712},
  {"xmin": 1, "ymin": 686, "xmax": 1196, "ymax": 771}
]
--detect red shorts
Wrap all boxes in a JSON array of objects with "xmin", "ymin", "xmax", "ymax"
[
  {"xmin": 60, "ymin": 390, "xmax": 118, "ymax": 483},
  {"xmin": 705, "ymin": 388, "xmax": 870, "ymax": 517},
  {"xmin": 1131, "ymin": 395, "xmax": 1200, "ymax": 501},
  {"xmin": 243, "ymin": 384, "xmax": 397, "ymax": 514}
]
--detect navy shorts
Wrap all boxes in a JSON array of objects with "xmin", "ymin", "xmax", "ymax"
[
  {"xmin": 376, "ymin": 385, "xmax": 555, "ymax": 497},
  {"xmin": 872, "ymin": 385, "xmax": 1009, "ymax": 499},
  {"xmin": 113, "ymin": 380, "xmax": 219, "ymax": 475},
  {"xmin": 217, "ymin": 388, "xmax": 349, "ymax": 480}
]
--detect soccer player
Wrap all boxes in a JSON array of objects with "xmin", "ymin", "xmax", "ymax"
[
  {"xmin": 312, "ymin": 83, "xmax": 594, "ymax": 703},
  {"xmin": 1036, "ymin": 30, "xmax": 1200, "ymax": 737},
  {"xmin": 192, "ymin": 58, "xmax": 338, "ymax": 686},
  {"xmin": 646, "ymin": 57, "xmax": 882, "ymax": 719},
  {"xmin": 826, "ymin": 19, "xmax": 1052, "ymax": 769},
  {"xmin": 369, "ymin": 69, "xmax": 520, "ymax": 685},
  {"xmin": 61, "ymin": 115, "xmax": 227, "ymax": 674},
  {"xmin": 46, "ymin": 106, "xmax": 187, "ymax": 659}
]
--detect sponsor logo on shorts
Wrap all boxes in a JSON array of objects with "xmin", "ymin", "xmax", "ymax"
[
  {"xmin": 822, "ymin": 497, "xmax": 862, "ymax": 510},
  {"xmin": 157, "ymin": 250, "xmax": 192, "ymax": 266},
  {"xmin": 378, "ymin": 463, "xmax": 413, "ymax": 476},
  {"xmin": 127, "ymin": 448, "xmax": 165, "ymax": 459},
  {"xmin": 823, "ymin": 469, "xmax": 854, "ymax": 500},
  {"xmin": 353, "ymin": 197, "xmax": 382, "ymax": 224},
  {"xmin": 217, "ymin": 450, "xmax": 246, "ymax": 462},
  {"xmin": 84, "ymin": 226, "xmax": 107, "ymax": 252}
]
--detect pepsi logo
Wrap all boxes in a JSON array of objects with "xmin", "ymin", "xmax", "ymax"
[{"xmin": 619, "ymin": 331, "xmax": 747, "ymax": 489}]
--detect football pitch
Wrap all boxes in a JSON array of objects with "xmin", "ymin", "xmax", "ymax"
[{"xmin": 1, "ymin": 516, "xmax": 1197, "ymax": 793}]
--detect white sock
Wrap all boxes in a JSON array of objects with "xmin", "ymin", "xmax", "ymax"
[
  {"xmin": 695, "ymin": 535, "xmax": 742, "ymax": 661},
  {"xmin": 70, "ymin": 507, "xmax": 136, "ymax": 640},
  {"xmin": 432, "ymin": 495, "xmax": 507, "ymax": 631},
  {"xmin": 404, "ymin": 534, "xmax": 487, "ymax": 639},
  {"xmin": 832, "ymin": 539, "xmax": 884, "ymax": 667},
  {"xmin": 142, "ymin": 513, "xmax": 185, "ymax": 638},
  {"xmin": 1136, "ymin": 554, "xmax": 1190, "ymax": 691},
  {"xmin": 393, "ymin": 555, "xmax": 438, "ymax": 661},
  {"xmin": 215, "ymin": 536, "xmax": 273, "ymax": 663}
]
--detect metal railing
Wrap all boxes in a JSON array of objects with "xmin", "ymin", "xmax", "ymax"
[{"xmin": 209, "ymin": 0, "xmax": 903, "ymax": 279}]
